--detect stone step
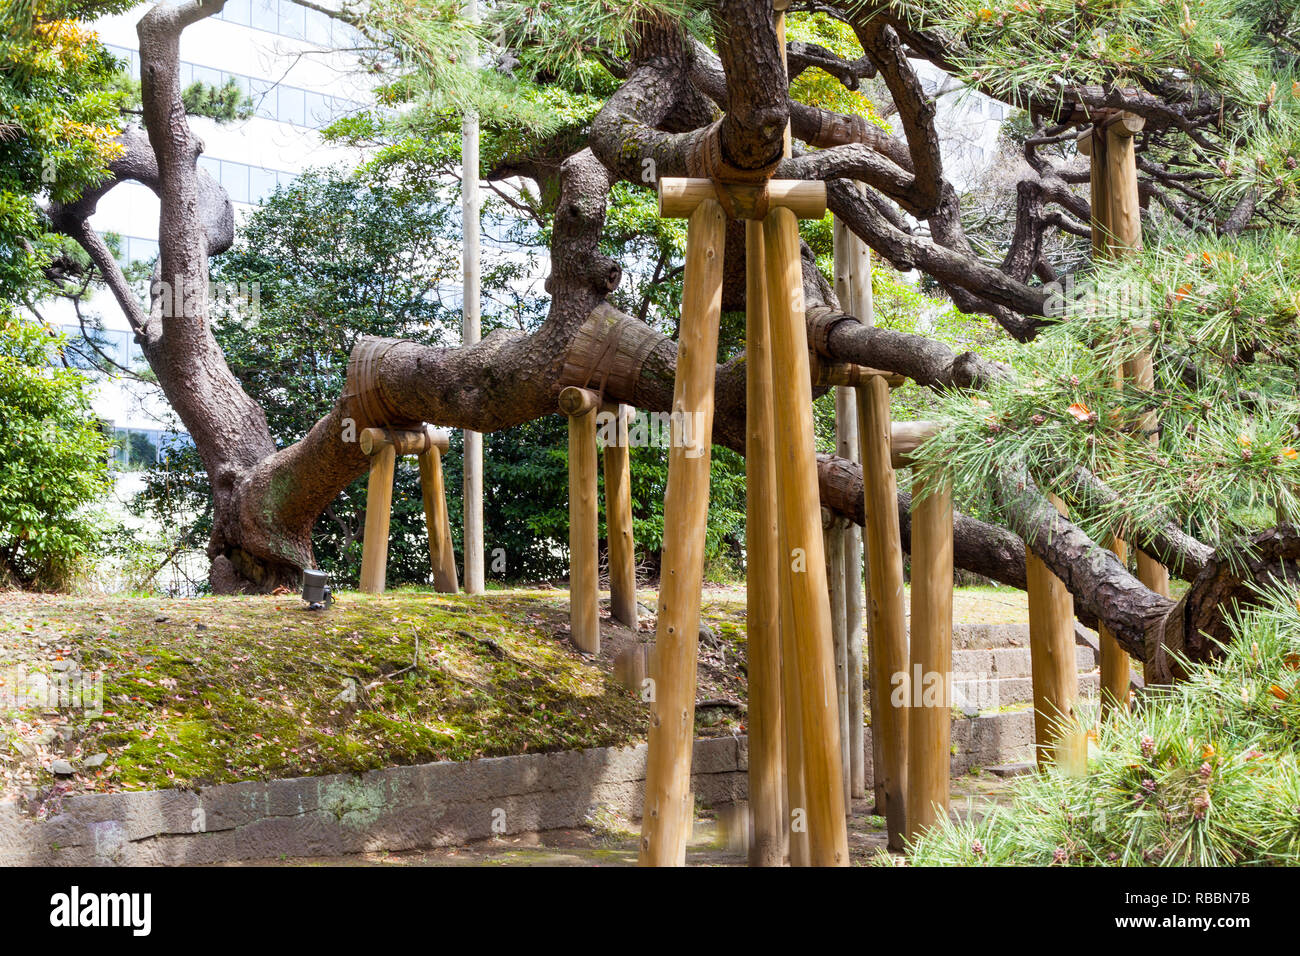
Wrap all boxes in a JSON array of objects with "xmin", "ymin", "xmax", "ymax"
[
  {"xmin": 952, "ymin": 672, "xmax": 1100, "ymax": 713},
  {"xmin": 862, "ymin": 708, "xmax": 1038, "ymax": 791},
  {"xmin": 950, "ymin": 643, "xmax": 1095, "ymax": 680}
]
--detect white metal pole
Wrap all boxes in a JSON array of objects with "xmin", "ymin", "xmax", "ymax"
[{"xmin": 461, "ymin": 0, "xmax": 484, "ymax": 594}]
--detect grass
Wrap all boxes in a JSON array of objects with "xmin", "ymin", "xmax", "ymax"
[
  {"xmin": 1, "ymin": 589, "xmax": 652, "ymax": 794},
  {"xmin": 0, "ymin": 584, "xmax": 1032, "ymax": 798}
]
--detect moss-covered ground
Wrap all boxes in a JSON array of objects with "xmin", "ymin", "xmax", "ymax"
[
  {"xmin": 0, "ymin": 586, "xmax": 756, "ymax": 796},
  {"xmin": 0, "ymin": 582, "xmax": 1028, "ymax": 799}
]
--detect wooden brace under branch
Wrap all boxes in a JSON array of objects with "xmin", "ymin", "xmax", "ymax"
[
  {"xmin": 658, "ymin": 178, "xmax": 827, "ymax": 221},
  {"xmin": 561, "ymin": 386, "xmax": 601, "ymax": 655},
  {"xmin": 359, "ymin": 422, "xmax": 457, "ymax": 595},
  {"xmin": 359, "ymin": 425, "xmax": 450, "ymax": 457},
  {"xmin": 1076, "ymin": 110, "xmax": 1145, "ymax": 156},
  {"xmin": 558, "ymin": 385, "xmax": 601, "ymax": 417},
  {"xmin": 811, "ymin": 355, "xmax": 906, "ymax": 389}
]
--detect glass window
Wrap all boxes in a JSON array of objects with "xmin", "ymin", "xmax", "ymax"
[
  {"xmin": 277, "ymin": 0, "xmax": 306, "ymax": 39},
  {"xmin": 158, "ymin": 431, "xmax": 194, "ymax": 458},
  {"xmin": 251, "ymin": 0, "xmax": 277, "ymax": 32},
  {"xmin": 193, "ymin": 64, "xmax": 222, "ymax": 88},
  {"xmin": 305, "ymin": 91, "xmax": 328, "ymax": 126},
  {"xmin": 179, "ymin": 62, "xmax": 194, "ymax": 86},
  {"xmin": 247, "ymin": 77, "xmax": 274, "ymax": 118},
  {"xmin": 62, "ymin": 327, "xmax": 97, "ymax": 370},
  {"xmin": 276, "ymin": 170, "xmax": 295, "ymax": 190},
  {"xmin": 222, "ymin": 0, "xmax": 252, "ymax": 26},
  {"xmin": 119, "ymin": 429, "xmax": 160, "ymax": 469},
  {"xmin": 220, "ymin": 161, "xmax": 251, "ymax": 204},
  {"xmin": 305, "ymin": 8, "xmax": 332, "ymax": 45},
  {"xmin": 198, "ymin": 155, "xmax": 221, "ymax": 178},
  {"xmin": 108, "ymin": 329, "xmax": 130, "ymax": 365},
  {"xmin": 128, "ymin": 236, "xmax": 159, "ymax": 264},
  {"xmin": 249, "ymin": 165, "xmax": 279, "ymax": 203},
  {"xmin": 278, "ymin": 86, "xmax": 306, "ymax": 126},
  {"xmin": 333, "ymin": 21, "xmax": 364, "ymax": 48}
]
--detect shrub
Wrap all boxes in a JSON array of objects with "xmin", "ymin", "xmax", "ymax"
[
  {"xmin": 907, "ymin": 583, "xmax": 1300, "ymax": 866},
  {"xmin": 0, "ymin": 309, "xmax": 111, "ymax": 589}
]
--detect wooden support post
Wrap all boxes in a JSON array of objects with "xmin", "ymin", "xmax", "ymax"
[
  {"xmin": 763, "ymin": 205, "xmax": 849, "ymax": 866},
  {"xmin": 856, "ymin": 375, "xmax": 909, "ymax": 849},
  {"xmin": 1026, "ymin": 494, "xmax": 1086, "ymax": 773},
  {"xmin": 359, "ymin": 442, "xmax": 397, "ymax": 594},
  {"xmin": 779, "ymin": 549, "xmax": 810, "ymax": 866},
  {"xmin": 561, "ymin": 386, "xmax": 600, "ymax": 655},
  {"xmin": 639, "ymin": 199, "xmax": 726, "ymax": 867},
  {"xmin": 834, "ymin": 211, "xmax": 869, "ymax": 801},
  {"xmin": 1083, "ymin": 127, "xmax": 1134, "ymax": 715},
  {"xmin": 744, "ymin": 219, "xmax": 786, "ymax": 867},
  {"xmin": 602, "ymin": 403, "xmax": 638, "ymax": 628},
  {"xmin": 824, "ymin": 508, "xmax": 851, "ymax": 807},
  {"xmin": 906, "ymin": 473, "xmax": 953, "ymax": 840},
  {"xmin": 1106, "ymin": 119, "xmax": 1171, "ymax": 614},
  {"xmin": 417, "ymin": 432, "xmax": 459, "ymax": 594},
  {"xmin": 1099, "ymin": 535, "xmax": 1132, "ymax": 718}
]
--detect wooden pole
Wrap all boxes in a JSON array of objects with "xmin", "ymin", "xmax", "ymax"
[
  {"xmin": 603, "ymin": 403, "xmax": 638, "ymax": 628},
  {"xmin": 639, "ymin": 199, "xmax": 726, "ymax": 866},
  {"xmin": 744, "ymin": 219, "xmax": 786, "ymax": 867},
  {"xmin": 562, "ymin": 386, "xmax": 600, "ymax": 655},
  {"xmin": 1099, "ymin": 535, "xmax": 1131, "ymax": 718},
  {"xmin": 1105, "ymin": 119, "xmax": 1171, "ymax": 612},
  {"xmin": 824, "ymin": 508, "xmax": 851, "ymax": 806},
  {"xmin": 856, "ymin": 374, "xmax": 908, "ymax": 848},
  {"xmin": 658, "ymin": 178, "xmax": 826, "ymax": 220},
  {"xmin": 834, "ymin": 212, "xmax": 869, "ymax": 801},
  {"xmin": 359, "ymin": 443, "xmax": 396, "ymax": 593},
  {"xmin": 461, "ymin": 0, "xmax": 484, "ymax": 595},
  {"xmin": 762, "ymin": 205, "xmax": 849, "ymax": 866},
  {"xmin": 1025, "ymin": 493, "xmax": 1086, "ymax": 773},
  {"xmin": 418, "ymin": 444, "xmax": 460, "ymax": 594},
  {"xmin": 779, "ymin": 542, "xmax": 809, "ymax": 866},
  {"xmin": 1082, "ymin": 127, "xmax": 1133, "ymax": 716},
  {"xmin": 906, "ymin": 472, "xmax": 953, "ymax": 840}
]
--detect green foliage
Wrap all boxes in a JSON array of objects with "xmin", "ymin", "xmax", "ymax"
[
  {"xmin": 356, "ymin": 0, "xmax": 574, "ymax": 131},
  {"xmin": 135, "ymin": 166, "xmax": 463, "ymax": 588},
  {"xmin": 912, "ymin": 0, "xmax": 1300, "ymax": 222},
  {"xmin": 786, "ymin": 11, "xmax": 890, "ymax": 131},
  {"xmin": 0, "ymin": 0, "xmax": 132, "ymax": 301},
  {"xmin": 908, "ymin": 582, "xmax": 1300, "ymax": 865},
  {"xmin": 179, "ymin": 78, "xmax": 253, "ymax": 121},
  {"xmin": 490, "ymin": 0, "xmax": 710, "ymax": 88},
  {"xmin": 0, "ymin": 306, "xmax": 111, "ymax": 588},
  {"xmin": 917, "ymin": 227, "xmax": 1300, "ymax": 549}
]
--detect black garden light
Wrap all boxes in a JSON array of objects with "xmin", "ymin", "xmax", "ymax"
[{"xmin": 301, "ymin": 569, "xmax": 333, "ymax": 610}]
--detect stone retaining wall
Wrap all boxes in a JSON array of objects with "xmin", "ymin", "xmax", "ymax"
[{"xmin": 1, "ymin": 710, "xmax": 1037, "ymax": 866}]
